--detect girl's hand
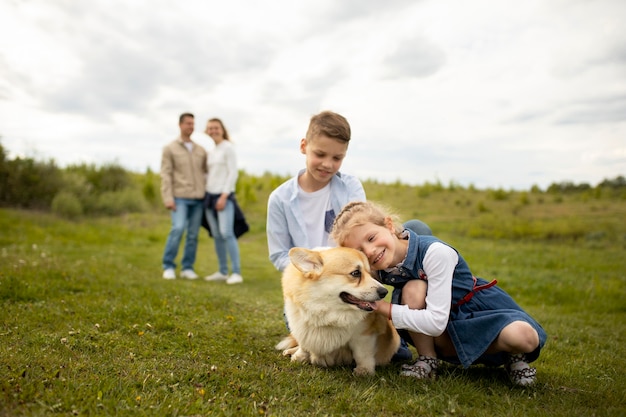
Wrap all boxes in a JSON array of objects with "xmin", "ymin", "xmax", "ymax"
[{"xmin": 372, "ymin": 300, "xmax": 392, "ymax": 320}]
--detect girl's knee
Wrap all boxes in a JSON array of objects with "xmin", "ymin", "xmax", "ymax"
[
  {"xmin": 521, "ymin": 324, "xmax": 540, "ymax": 352},
  {"xmin": 401, "ymin": 280, "xmax": 427, "ymax": 309},
  {"xmin": 507, "ymin": 321, "xmax": 540, "ymax": 352}
]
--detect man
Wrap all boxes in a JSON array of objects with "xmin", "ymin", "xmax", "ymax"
[{"xmin": 160, "ymin": 112, "xmax": 208, "ymax": 279}]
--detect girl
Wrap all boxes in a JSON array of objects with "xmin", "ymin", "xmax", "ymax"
[
  {"xmin": 203, "ymin": 118, "xmax": 243, "ymax": 285},
  {"xmin": 330, "ymin": 201, "xmax": 547, "ymax": 386}
]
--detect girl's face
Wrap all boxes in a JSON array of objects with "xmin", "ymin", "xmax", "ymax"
[
  {"xmin": 342, "ymin": 219, "xmax": 407, "ymax": 270},
  {"xmin": 205, "ymin": 121, "xmax": 224, "ymax": 142}
]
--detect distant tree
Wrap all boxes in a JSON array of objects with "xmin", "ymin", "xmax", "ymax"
[{"xmin": 598, "ymin": 175, "xmax": 626, "ymax": 189}]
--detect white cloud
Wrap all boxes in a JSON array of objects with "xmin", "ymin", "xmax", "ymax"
[{"xmin": 1, "ymin": 0, "xmax": 624, "ymax": 191}]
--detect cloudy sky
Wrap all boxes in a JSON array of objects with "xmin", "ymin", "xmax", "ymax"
[{"xmin": 1, "ymin": 0, "xmax": 624, "ymax": 190}]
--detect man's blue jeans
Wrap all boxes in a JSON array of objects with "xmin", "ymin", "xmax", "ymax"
[
  {"xmin": 162, "ymin": 198, "xmax": 204, "ymax": 271},
  {"xmin": 205, "ymin": 199, "xmax": 241, "ymax": 275}
]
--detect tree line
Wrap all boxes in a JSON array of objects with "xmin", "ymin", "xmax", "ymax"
[{"xmin": 0, "ymin": 142, "xmax": 623, "ymax": 219}]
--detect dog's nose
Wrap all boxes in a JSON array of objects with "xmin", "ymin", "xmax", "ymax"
[{"xmin": 377, "ymin": 287, "xmax": 388, "ymax": 299}]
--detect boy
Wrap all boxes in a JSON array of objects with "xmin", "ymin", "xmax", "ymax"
[
  {"xmin": 266, "ymin": 111, "xmax": 365, "ymax": 272},
  {"xmin": 267, "ymin": 110, "xmax": 430, "ymax": 361},
  {"xmin": 267, "ymin": 110, "xmax": 432, "ymax": 272}
]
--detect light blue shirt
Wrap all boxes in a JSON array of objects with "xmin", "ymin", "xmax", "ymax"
[{"xmin": 266, "ymin": 170, "xmax": 366, "ymax": 271}]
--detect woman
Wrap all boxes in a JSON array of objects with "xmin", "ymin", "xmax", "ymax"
[{"xmin": 203, "ymin": 118, "xmax": 243, "ymax": 285}]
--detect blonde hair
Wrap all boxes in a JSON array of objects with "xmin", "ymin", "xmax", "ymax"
[
  {"xmin": 306, "ymin": 111, "xmax": 351, "ymax": 143},
  {"xmin": 331, "ymin": 201, "xmax": 404, "ymax": 246}
]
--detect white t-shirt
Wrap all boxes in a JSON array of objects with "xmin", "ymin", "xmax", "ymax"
[{"xmin": 298, "ymin": 183, "xmax": 332, "ymax": 249}]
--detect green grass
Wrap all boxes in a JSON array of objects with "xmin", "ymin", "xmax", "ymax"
[{"xmin": 1, "ymin": 184, "xmax": 625, "ymax": 416}]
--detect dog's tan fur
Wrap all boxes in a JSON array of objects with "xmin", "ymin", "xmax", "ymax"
[{"xmin": 275, "ymin": 247, "xmax": 400, "ymax": 375}]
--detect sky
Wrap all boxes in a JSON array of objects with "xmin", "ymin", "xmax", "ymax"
[{"xmin": 1, "ymin": 0, "xmax": 625, "ymax": 190}]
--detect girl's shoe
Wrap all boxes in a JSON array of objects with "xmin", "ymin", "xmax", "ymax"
[
  {"xmin": 506, "ymin": 353, "xmax": 537, "ymax": 386},
  {"xmin": 400, "ymin": 355, "xmax": 439, "ymax": 379}
]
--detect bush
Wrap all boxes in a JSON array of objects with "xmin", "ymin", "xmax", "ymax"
[
  {"xmin": 94, "ymin": 189, "xmax": 148, "ymax": 215},
  {"xmin": 51, "ymin": 191, "xmax": 83, "ymax": 219},
  {"xmin": 66, "ymin": 162, "xmax": 131, "ymax": 193},
  {"xmin": 0, "ymin": 155, "xmax": 62, "ymax": 209},
  {"xmin": 141, "ymin": 169, "xmax": 159, "ymax": 206}
]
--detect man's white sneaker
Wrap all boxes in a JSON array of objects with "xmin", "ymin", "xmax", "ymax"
[
  {"xmin": 162, "ymin": 268, "xmax": 176, "ymax": 280},
  {"xmin": 226, "ymin": 273, "xmax": 243, "ymax": 285},
  {"xmin": 181, "ymin": 269, "xmax": 199, "ymax": 279},
  {"xmin": 204, "ymin": 272, "xmax": 228, "ymax": 281}
]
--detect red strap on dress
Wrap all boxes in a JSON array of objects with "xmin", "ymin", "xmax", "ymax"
[{"xmin": 453, "ymin": 276, "xmax": 498, "ymax": 308}]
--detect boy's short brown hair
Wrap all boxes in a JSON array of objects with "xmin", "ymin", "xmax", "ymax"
[{"xmin": 306, "ymin": 111, "xmax": 351, "ymax": 143}]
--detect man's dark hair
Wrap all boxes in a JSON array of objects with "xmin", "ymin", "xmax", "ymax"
[{"xmin": 179, "ymin": 112, "xmax": 194, "ymax": 124}]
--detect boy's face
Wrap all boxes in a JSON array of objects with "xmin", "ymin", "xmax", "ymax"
[{"xmin": 300, "ymin": 134, "xmax": 348, "ymax": 187}]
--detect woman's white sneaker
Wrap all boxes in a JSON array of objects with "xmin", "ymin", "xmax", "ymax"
[
  {"xmin": 226, "ymin": 273, "xmax": 243, "ymax": 285},
  {"xmin": 204, "ymin": 272, "xmax": 228, "ymax": 281}
]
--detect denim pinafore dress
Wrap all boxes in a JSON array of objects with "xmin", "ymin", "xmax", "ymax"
[{"xmin": 380, "ymin": 232, "xmax": 547, "ymax": 368}]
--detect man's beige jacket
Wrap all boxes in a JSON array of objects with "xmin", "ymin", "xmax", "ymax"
[{"xmin": 160, "ymin": 137, "xmax": 208, "ymax": 204}]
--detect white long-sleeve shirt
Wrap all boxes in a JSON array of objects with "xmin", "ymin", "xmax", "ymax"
[
  {"xmin": 390, "ymin": 242, "xmax": 458, "ymax": 337},
  {"xmin": 206, "ymin": 140, "xmax": 237, "ymax": 194}
]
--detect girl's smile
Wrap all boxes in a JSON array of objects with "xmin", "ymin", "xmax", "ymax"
[
  {"xmin": 371, "ymin": 248, "xmax": 386, "ymax": 266},
  {"xmin": 343, "ymin": 221, "xmax": 407, "ymax": 270}
]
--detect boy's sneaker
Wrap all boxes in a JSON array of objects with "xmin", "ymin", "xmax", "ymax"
[
  {"xmin": 506, "ymin": 353, "xmax": 537, "ymax": 386},
  {"xmin": 162, "ymin": 268, "xmax": 176, "ymax": 280},
  {"xmin": 204, "ymin": 272, "xmax": 228, "ymax": 281},
  {"xmin": 226, "ymin": 273, "xmax": 243, "ymax": 285},
  {"xmin": 180, "ymin": 269, "xmax": 199, "ymax": 279}
]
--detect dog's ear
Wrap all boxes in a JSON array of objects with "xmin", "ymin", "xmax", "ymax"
[{"xmin": 289, "ymin": 248, "xmax": 323, "ymax": 275}]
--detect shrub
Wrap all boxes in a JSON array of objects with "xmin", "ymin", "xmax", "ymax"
[
  {"xmin": 518, "ymin": 192, "xmax": 530, "ymax": 205},
  {"xmin": 488, "ymin": 188, "xmax": 509, "ymax": 201},
  {"xmin": 51, "ymin": 191, "xmax": 83, "ymax": 219},
  {"xmin": 94, "ymin": 189, "xmax": 148, "ymax": 215},
  {"xmin": 66, "ymin": 162, "xmax": 131, "ymax": 193},
  {"xmin": 141, "ymin": 169, "xmax": 159, "ymax": 206},
  {"xmin": 0, "ymin": 155, "xmax": 62, "ymax": 209}
]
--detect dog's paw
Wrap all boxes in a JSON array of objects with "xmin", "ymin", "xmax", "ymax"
[
  {"xmin": 282, "ymin": 346, "xmax": 299, "ymax": 357},
  {"xmin": 290, "ymin": 347, "xmax": 310, "ymax": 363},
  {"xmin": 310, "ymin": 354, "xmax": 331, "ymax": 368},
  {"xmin": 353, "ymin": 366, "xmax": 375, "ymax": 376}
]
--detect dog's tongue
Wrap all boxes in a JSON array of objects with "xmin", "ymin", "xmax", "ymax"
[
  {"xmin": 359, "ymin": 301, "xmax": 374, "ymax": 311},
  {"xmin": 340, "ymin": 293, "xmax": 375, "ymax": 311}
]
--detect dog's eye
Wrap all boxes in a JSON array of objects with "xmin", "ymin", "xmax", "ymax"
[{"xmin": 350, "ymin": 269, "xmax": 361, "ymax": 279}]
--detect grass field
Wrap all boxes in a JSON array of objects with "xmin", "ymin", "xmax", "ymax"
[{"xmin": 1, "ymin": 184, "xmax": 625, "ymax": 416}]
